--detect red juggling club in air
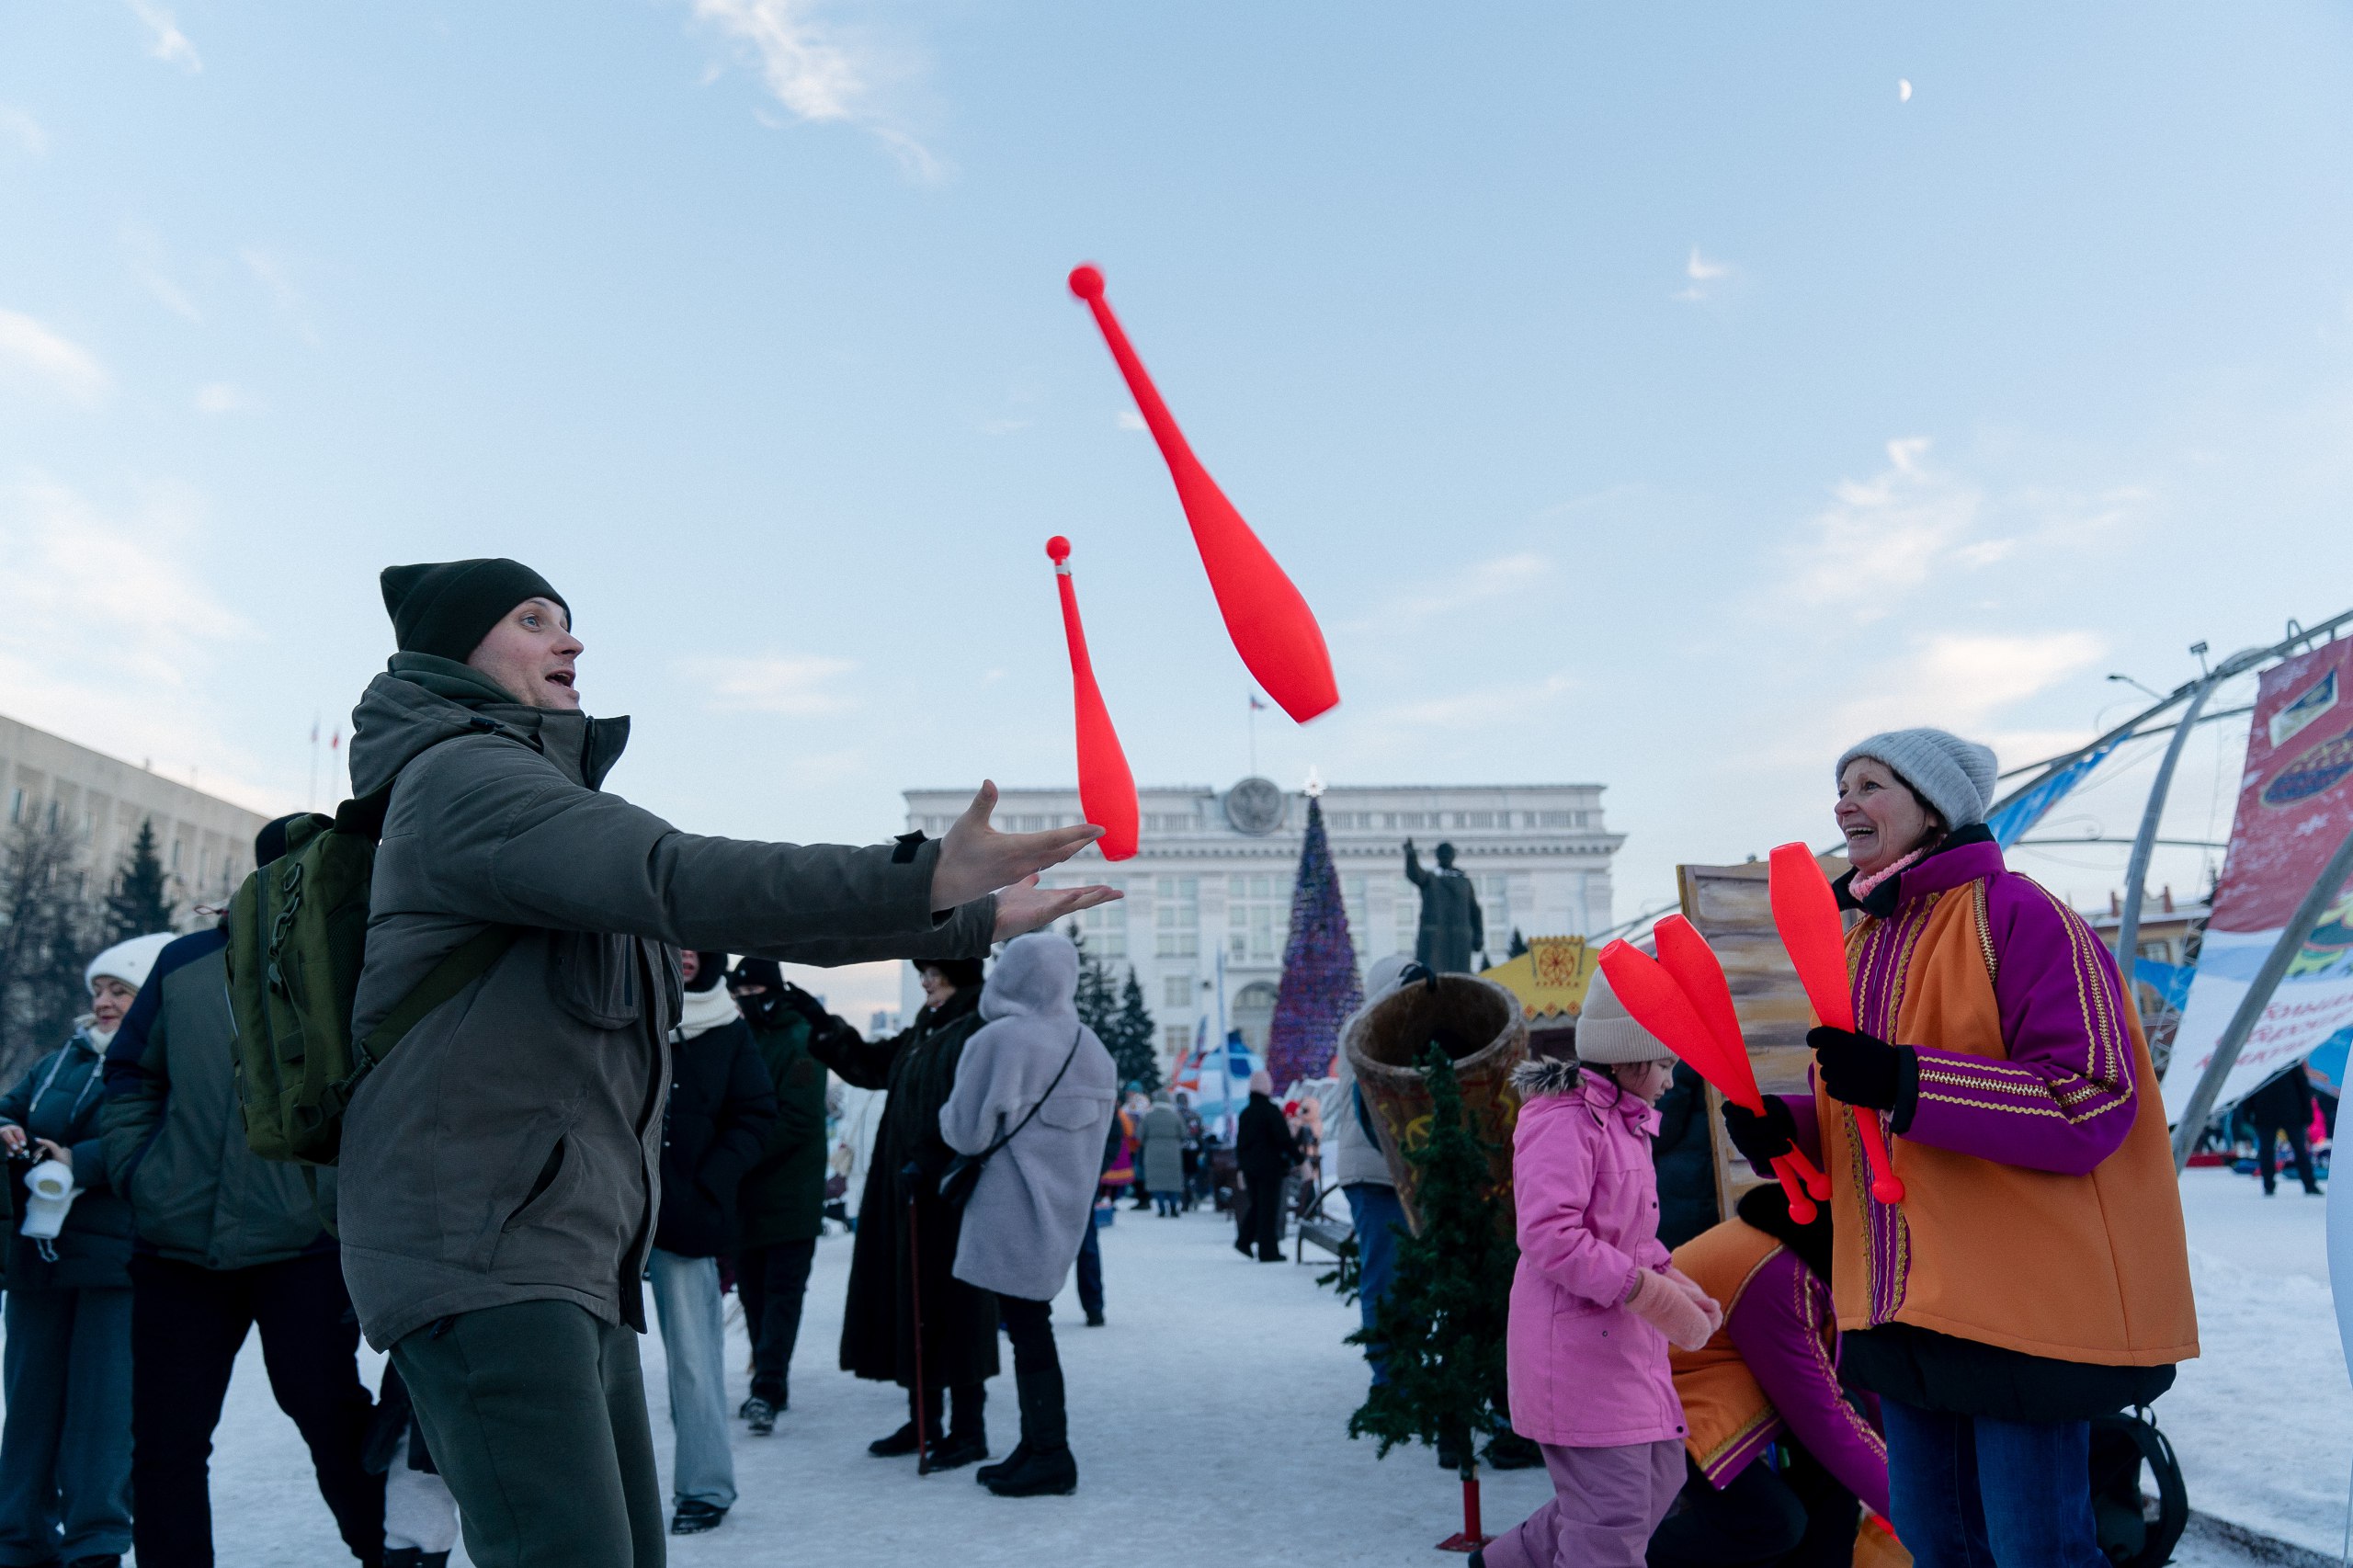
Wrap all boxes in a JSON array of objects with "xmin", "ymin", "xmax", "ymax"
[
  {"xmin": 1651, "ymin": 916, "xmax": 1832, "ymax": 1204},
  {"xmin": 1768, "ymin": 844, "xmax": 1904, "ymax": 1204},
  {"xmin": 1047, "ymin": 536, "xmax": 1139, "ymax": 861},
  {"xmin": 1597, "ymin": 937, "xmax": 1821, "ymax": 1224},
  {"xmin": 1066, "ymin": 264, "xmax": 1340, "ymax": 724}
]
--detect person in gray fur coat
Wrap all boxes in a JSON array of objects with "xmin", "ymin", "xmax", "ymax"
[{"xmin": 938, "ymin": 933, "xmax": 1117, "ymax": 1498}]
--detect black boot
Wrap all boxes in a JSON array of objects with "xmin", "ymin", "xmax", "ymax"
[
  {"xmin": 920, "ymin": 1381, "xmax": 988, "ymax": 1473},
  {"xmin": 985, "ymin": 1364, "xmax": 1076, "ymax": 1496},
  {"xmin": 975, "ymin": 1441, "xmax": 1032, "ymax": 1485},
  {"xmin": 383, "ymin": 1552, "xmax": 451, "ymax": 1568},
  {"xmin": 870, "ymin": 1385, "xmax": 945, "ymax": 1457}
]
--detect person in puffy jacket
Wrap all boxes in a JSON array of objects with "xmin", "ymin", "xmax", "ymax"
[
  {"xmin": 1649, "ymin": 1182, "xmax": 1888, "ymax": 1568},
  {"xmin": 938, "ymin": 934, "xmax": 1117, "ymax": 1499},
  {"xmin": 1136, "ymin": 1091, "xmax": 1187, "ymax": 1216},
  {"xmin": 0, "ymin": 932, "xmax": 172, "ymax": 1568},
  {"xmin": 647, "ymin": 949, "xmax": 778, "ymax": 1539},
  {"xmin": 725, "ymin": 957, "xmax": 830, "ymax": 1437},
  {"xmin": 1722, "ymin": 729, "xmax": 2197, "ymax": 1568},
  {"xmin": 1476, "ymin": 971, "xmax": 1721, "ymax": 1568},
  {"xmin": 101, "ymin": 832, "xmax": 384, "ymax": 1568}
]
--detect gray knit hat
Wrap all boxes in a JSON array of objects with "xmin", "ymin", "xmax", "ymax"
[
  {"xmin": 1574, "ymin": 970, "xmax": 1677, "ymax": 1065},
  {"xmin": 1836, "ymin": 729, "xmax": 1998, "ymax": 831}
]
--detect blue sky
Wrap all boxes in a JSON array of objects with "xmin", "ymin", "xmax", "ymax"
[{"xmin": 5, "ymin": 2, "xmax": 2351, "ymax": 1010}]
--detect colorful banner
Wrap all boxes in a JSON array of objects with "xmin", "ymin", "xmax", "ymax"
[
  {"xmin": 2161, "ymin": 640, "xmax": 2353, "ymax": 1122},
  {"xmin": 1985, "ymin": 733, "xmax": 2125, "ymax": 848}
]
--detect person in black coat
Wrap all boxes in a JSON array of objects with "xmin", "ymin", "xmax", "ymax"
[
  {"xmin": 1233, "ymin": 1071, "xmax": 1302, "ymax": 1263},
  {"xmin": 792, "ymin": 958, "xmax": 1000, "ymax": 1473},
  {"xmin": 2242, "ymin": 1064, "xmax": 2323, "ymax": 1197},
  {"xmin": 1651, "ymin": 1061, "xmax": 1722, "ymax": 1248},
  {"xmin": 647, "ymin": 951, "xmax": 779, "ymax": 1538}
]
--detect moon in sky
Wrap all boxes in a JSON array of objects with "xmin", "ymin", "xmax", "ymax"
[{"xmin": 1899, "ymin": 78, "xmax": 1913, "ymax": 101}]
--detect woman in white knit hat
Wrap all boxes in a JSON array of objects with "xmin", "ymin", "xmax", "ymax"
[{"xmin": 0, "ymin": 929, "xmax": 174, "ymax": 1567}]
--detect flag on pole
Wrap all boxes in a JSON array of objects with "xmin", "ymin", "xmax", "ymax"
[{"xmin": 1249, "ymin": 694, "xmax": 1267, "ymax": 712}]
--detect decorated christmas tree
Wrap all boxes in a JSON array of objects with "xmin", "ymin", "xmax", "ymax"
[
  {"xmin": 1265, "ymin": 794, "xmax": 1361, "ymax": 1088},
  {"xmin": 1347, "ymin": 1044, "xmax": 1518, "ymax": 1548}
]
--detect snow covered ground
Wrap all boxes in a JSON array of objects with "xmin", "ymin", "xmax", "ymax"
[
  {"xmin": 2165, "ymin": 1166, "xmax": 2348, "ymax": 1562},
  {"xmin": 90, "ymin": 1206, "xmax": 1559, "ymax": 1566},
  {"xmin": 7, "ymin": 1168, "xmax": 2339, "ymax": 1564}
]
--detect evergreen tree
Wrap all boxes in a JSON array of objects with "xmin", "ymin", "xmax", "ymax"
[
  {"xmin": 1066, "ymin": 924, "xmax": 1119, "ymax": 1052},
  {"xmin": 1347, "ymin": 1045, "xmax": 1518, "ymax": 1481},
  {"xmin": 1507, "ymin": 929, "xmax": 1529, "ymax": 960},
  {"xmin": 1265, "ymin": 795, "xmax": 1362, "ymax": 1088},
  {"xmin": 0, "ymin": 816, "xmax": 101, "ymax": 1082},
  {"xmin": 1110, "ymin": 968, "xmax": 1161, "ymax": 1092},
  {"xmin": 103, "ymin": 817, "xmax": 176, "ymax": 943}
]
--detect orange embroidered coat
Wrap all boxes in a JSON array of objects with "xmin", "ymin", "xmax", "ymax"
[{"xmin": 1792, "ymin": 836, "xmax": 2198, "ymax": 1369}]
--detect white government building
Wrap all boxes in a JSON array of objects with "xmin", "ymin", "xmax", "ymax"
[
  {"xmin": 901, "ymin": 778, "xmax": 1623, "ymax": 1070},
  {"xmin": 1, "ymin": 712, "xmax": 274, "ymax": 924}
]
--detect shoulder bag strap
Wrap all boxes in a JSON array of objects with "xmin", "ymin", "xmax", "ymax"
[{"xmin": 974, "ymin": 1028, "xmax": 1085, "ymax": 1162}]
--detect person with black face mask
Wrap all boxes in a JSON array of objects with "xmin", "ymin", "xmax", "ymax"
[{"xmin": 725, "ymin": 958, "xmax": 830, "ymax": 1437}]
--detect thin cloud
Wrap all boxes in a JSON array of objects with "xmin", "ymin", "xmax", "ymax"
[
  {"xmin": 0, "ymin": 309, "xmax": 111, "ymax": 405},
  {"xmin": 1362, "ymin": 672, "xmax": 1579, "ymax": 737},
  {"xmin": 194, "ymin": 382, "xmax": 251, "ymax": 415},
  {"xmin": 240, "ymin": 248, "xmax": 319, "ymax": 344},
  {"xmin": 0, "ymin": 475, "xmax": 279, "ymax": 812},
  {"xmin": 1114, "ymin": 410, "xmax": 1145, "ymax": 431},
  {"xmin": 1783, "ymin": 437, "xmax": 2007, "ymax": 618},
  {"xmin": 126, "ymin": 0, "xmax": 202, "ymax": 72},
  {"xmin": 0, "ymin": 105, "xmax": 46, "ymax": 155},
  {"xmin": 688, "ymin": 0, "xmax": 940, "ymax": 180},
  {"xmin": 124, "ymin": 224, "xmax": 202, "ymax": 324},
  {"xmin": 1374, "ymin": 551, "xmax": 1552, "ymax": 626},
  {"xmin": 1835, "ymin": 631, "xmax": 2107, "ymax": 744},
  {"xmin": 676, "ymin": 652, "xmax": 858, "ymax": 715},
  {"xmin": 1674, "ymin": 246, "xmax": 1735, "ymax": 303}
]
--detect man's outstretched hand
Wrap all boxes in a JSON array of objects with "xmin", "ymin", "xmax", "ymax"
[
  {"xmin": 992, "ymin": 874, "xmax": 1120, "ymax": 940},
  {"xmin": 932, "ymin": 780, "xmax": 1123, "ymax": 937}
]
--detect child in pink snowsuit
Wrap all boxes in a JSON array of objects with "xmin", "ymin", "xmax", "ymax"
[{"xmin": 1477, "ymin": 972, "xmax": 1722, "ymax": 1568}]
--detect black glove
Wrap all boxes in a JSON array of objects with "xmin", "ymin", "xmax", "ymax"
[
  {"xmin": 1809, "ymin": 1026, "xmax": 1911, "ymax": 1117},
  {"xmin": 1721, "ymin": 1096, "xmax": 1797, "ymax": 1167},
  {"xmin": 777, "ymin": 982, "xmax": 829, "ymax": 1025}
]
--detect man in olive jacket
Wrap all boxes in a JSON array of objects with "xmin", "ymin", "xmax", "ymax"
[
  {"xmin": 100, "ymin": 885, "xmax": 383, "ymax": 1568},
  {"xmin": 343, "ymin": 559, "xmax": 1115, "ymax": 1568}
]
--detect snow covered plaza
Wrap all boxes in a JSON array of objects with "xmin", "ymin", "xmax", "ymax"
[{"xmin": 25, "ymin": 1164, "xmax": 2337, "ymax": 1568}]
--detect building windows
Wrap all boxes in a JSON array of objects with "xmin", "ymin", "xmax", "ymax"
[
  {"xmin": 1228, "ymin": 873, "xmax": 1284, "ymax": 963},
  {"xmin": 1144, "ymin": 812, "xmax": 1200, "ymax": 834},
  {"xmin": 1162, "ymin": 974, "xmax": 1194, "ymax": 1010},
  {"xmin": 6, "ymin": 788, "xmax": 20, "ymax": 824},
  {"xmin": 1155, "ymin": 876, "xmax": 1199, "ymax": 959},
  {"xmin": 1476, "ymin": 874, "xmax": 1512, "ymax": 955},
  {"xmin": 1342, "ymin": 875, "xmax": 1372, "ymax": 954},
  {"xmin": 1394, "ymin": 884, "xmax": 1419, "ymax": 956},
  {"xmin": 1162, "ymin": 1023, "xmax": 1194, "ymax": 1062},
  {"xmin": 170, "ymin": 838, "xmax": 182, "ymax": 870},
  {"xmin": 1066, "ymin": 876, "xmax": 1126, "ymax": 958}
]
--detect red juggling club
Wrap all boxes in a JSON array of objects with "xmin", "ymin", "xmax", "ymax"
[
  {"xmin": 1651, "ymin": 916, "xmax": 1832, "ymax": 1205},
  {"xmin": 1047, "ymin": 536, "xmax": 1139, "ymax": 861},
  {"xmin": 1598, "ymin": 937, "xmax": 1820, "ymax": 1225},
  {"xmin": 1066, "ymin": 264, "xmax": 1340, "ymax": 724},
  {"xmin": 1768, "ymin": 844, "xmax": 1904, "ymax": 1204}
]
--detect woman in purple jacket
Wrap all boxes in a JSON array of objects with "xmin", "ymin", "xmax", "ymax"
[{"xmin": 1648, "ymin": 1182, "xmax": 1888, "ymax": 1568}]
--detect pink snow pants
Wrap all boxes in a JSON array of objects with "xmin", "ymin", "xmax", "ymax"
[{"xmin": 1481, "ymin": 1439, "xmax": 1685, "ymax": 1568}]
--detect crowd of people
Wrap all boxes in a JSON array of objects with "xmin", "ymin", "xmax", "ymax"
[
  {"xmin": 1450, "ymin": 727, "xmax": 2199, "ymax": 1568},
  {"xmin": 0, "ymin": 554, "xmax": 2208, "ymax": 1568},
  {"xmin": 0, "ymin": 557, "xmax": 1119, "ymax": 1568}
]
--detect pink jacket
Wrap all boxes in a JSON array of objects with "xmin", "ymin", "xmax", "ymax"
[{"xmin": 1506, "ymin": 1059, "xmax": 1688, "ymax": 1449}]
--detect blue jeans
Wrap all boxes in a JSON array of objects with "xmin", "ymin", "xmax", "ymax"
[
  {"xmin": 1342, "ymin": 1183, "xmax": 1406, "ymax": 1385},
  {"xmin": 1882, "ymin": 1398, "xmax": 2102, "ymax": 1568},
  {"xmin": 645, "ymin": 1249, "xmax": 736, "ymax": 1510}
]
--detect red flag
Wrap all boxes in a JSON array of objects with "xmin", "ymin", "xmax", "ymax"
[
  {"xmin": 1047, "ymin": 537, "xmax": 1138, "ymax": 861},
  {"xmin": 1067, "ymin": 264, "xmax": 1339, "ymax": 724}
]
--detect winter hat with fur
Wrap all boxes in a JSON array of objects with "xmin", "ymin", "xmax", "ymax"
[
  {"xmin": 86, "ymin": 931, "xmax": 176, "ymax": 995},
  {"xmin": 1835, "ymin": 728, "xmax": 1998, "ymax": 832},
  {"xmin": 1573, "ymin": 969, "xmax": 1676, "ymax": 1065}
]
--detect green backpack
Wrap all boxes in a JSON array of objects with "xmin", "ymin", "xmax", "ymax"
[{"xmin": 226, "ymin": 781, "xmax": 513, "ymax": 1165}]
